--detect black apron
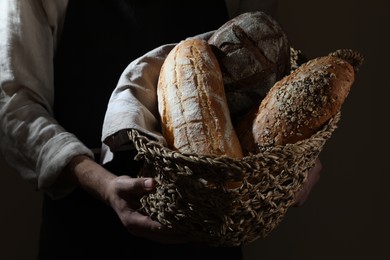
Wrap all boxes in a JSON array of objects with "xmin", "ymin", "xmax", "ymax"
[{"xmin": 38, "ymin": 0, "xmax": 242, "ymax": 259}]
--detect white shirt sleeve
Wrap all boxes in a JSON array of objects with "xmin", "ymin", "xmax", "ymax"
[{"xmin": 0, "ymin": 0, "xmax": 94, "ymax": 199}]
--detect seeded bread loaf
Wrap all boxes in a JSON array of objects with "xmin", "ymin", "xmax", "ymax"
[
  {"xmin": 157, "ymin": 38, "xmax": 243, "ymax": 158},
  {"xmin": 208, "ymin": 11, "xmax": 291, "ymax": 120},
  {"xmin": 236, "ymin": 55, "xmax": 355, "ymax": 154}
]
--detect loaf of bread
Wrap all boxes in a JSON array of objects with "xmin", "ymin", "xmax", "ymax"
[
  {"xmin": 157, "ymin": 38, "xmax": 243, "ymax": 158},
  {"xmin": 208, "ymin": 11, "xmax": 291, "ymax": 120},
  {"xmin": 236, "ymin": 55, "xmax": 355, "ymax": 154}
]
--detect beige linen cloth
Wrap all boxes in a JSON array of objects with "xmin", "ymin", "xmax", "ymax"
[{"xmin": 101, "ymin": 32, "xmax": 213, "ymax": 164}]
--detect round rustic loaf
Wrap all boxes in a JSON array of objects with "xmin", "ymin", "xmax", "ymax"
[
  {"xmin": 208, "ymin": 11, "xmax": 291, "ymax": 120},
  {"xmin": 236, "ymin": 55, "xmax": 355, "ymax": 154}
]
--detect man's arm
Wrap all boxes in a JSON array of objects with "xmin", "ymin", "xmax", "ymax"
[{"xmin": 64, "ymin": 154, "xmax": 192, "ymax": 243}]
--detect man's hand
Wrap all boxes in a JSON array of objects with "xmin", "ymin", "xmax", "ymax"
[
  {"xmin": 65, "ymin": 155, "xmax": 190, "ymax": 244},
  {"xmin": 293, "ymin": 157, "xmax": 322, "ymax": 206},
  {"xmin": 104, "ymin": 175, "xmax": 191, "ymax": 244}
]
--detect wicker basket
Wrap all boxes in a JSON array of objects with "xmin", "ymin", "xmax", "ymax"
[
  {"xmin": 128, "ymin": 112, "xmax": 340, "ymax": 247},
  {"xmin": 126, "ymin": 48, "xmax": 362, "ymax": 247}
]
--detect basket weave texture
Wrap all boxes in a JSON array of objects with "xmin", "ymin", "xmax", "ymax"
[
  {"xmin": 128, "ymin": 112, "xmax": 340, "ymax": 246},
  {"xmin": 125, "ymin": 47, "xmax": 362, "ymax": 246}
]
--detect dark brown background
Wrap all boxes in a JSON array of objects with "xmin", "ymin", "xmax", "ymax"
[{"xmin": 1, "ymin": 0, "xmax": 388, "ymax": 259}]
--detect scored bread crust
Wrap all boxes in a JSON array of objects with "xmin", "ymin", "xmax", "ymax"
[
  {"xmin": 208, "ymin": 11, "xmax": 291, "ymax": 119},
  {"xmin": 157, "ymin": 38, "xmax": 243, "ymax": 158},
  {"xmin": 236, "ymin": 55, "xmax": 355, "ymax": 154}
]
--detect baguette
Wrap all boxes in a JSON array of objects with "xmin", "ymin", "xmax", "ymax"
[
  {"xmin": 157, "ymin": 38, "xmax": 243, "ymax": 158},
  {"xmin": 236, "ymin": 55, "xmax": 355, "ymax": 154}
]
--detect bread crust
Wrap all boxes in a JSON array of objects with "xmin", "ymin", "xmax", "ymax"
[
  {"xmin": 237, "ymin": 55, "xmax": 355, "ymax": 153},
  {"xmin": 157, "ymin": 38, "xmax": 243, "ymax": 158},
  {"xmin": 208, "ymin": 11, "xmax": 291, "ymax": 119}
]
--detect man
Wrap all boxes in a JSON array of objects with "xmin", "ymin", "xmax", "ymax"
[{"xmin": 0, "ymin": 0, "xmax": 319, "ymax": 258}]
